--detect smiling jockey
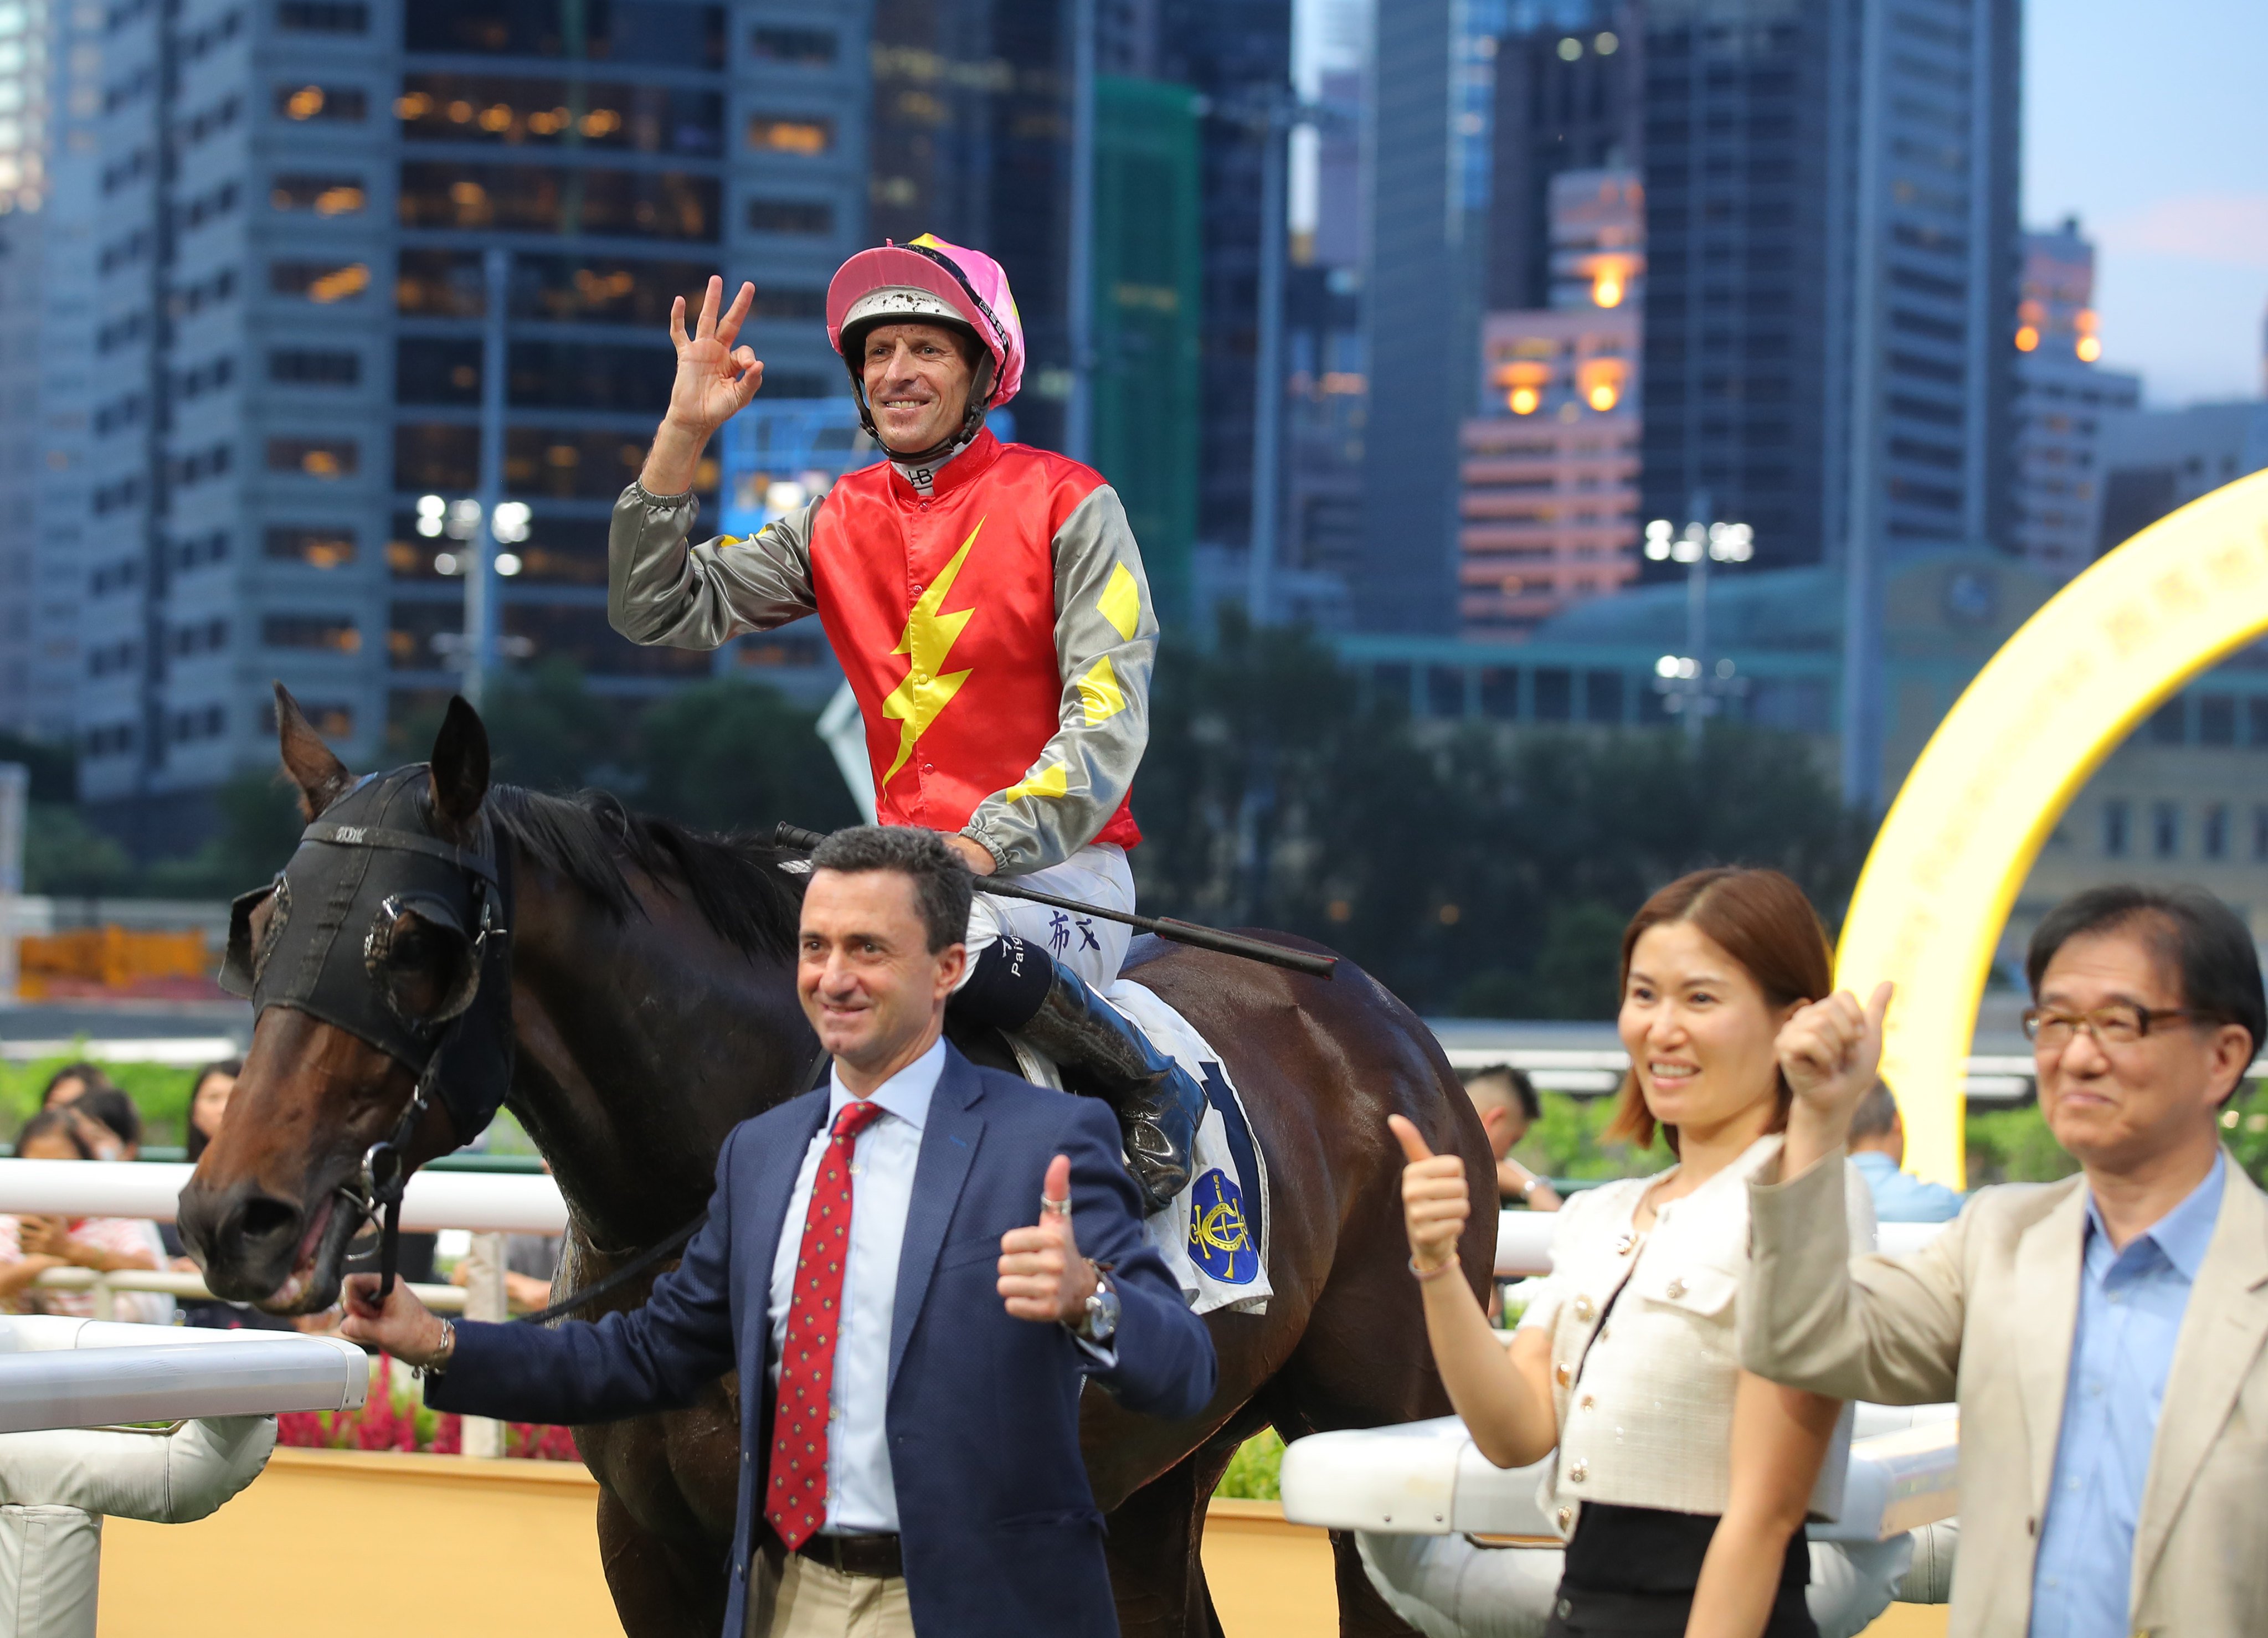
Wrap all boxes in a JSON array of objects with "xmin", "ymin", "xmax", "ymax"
[{"xmin": 607, "ymin": 237, "xmax": 1207, "ymax": 1213}]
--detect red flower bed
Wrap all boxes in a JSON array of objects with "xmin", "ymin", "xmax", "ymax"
[{"xmin": 274, "ymin": 1354, "xmax": 579, "ymax": 1462}]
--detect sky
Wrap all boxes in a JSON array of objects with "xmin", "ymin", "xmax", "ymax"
[{"xmin": 2026, "ymin": 0, "xmax": 2268, "ymax": 406}]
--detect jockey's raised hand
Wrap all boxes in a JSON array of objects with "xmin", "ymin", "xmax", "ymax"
[{"xmin": 641, "ymin": 275, "xmax": 764, "ymax": 495}]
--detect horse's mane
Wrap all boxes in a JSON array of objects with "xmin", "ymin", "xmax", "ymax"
[{"xmin": 487, "ymin": 785, "xmax": 805, "ymax": 963}]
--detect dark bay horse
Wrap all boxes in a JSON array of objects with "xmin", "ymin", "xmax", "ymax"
[{"xmin": 179, "ymin": 693, "xmax": 1496, "ymax": 1636}]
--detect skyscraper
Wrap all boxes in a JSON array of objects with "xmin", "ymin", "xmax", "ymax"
[
  {"xmin": 1357, "ymin": 0, "xmax": 1470, "ymax": 633},
  {"xmin": 1485, "ymin": 1, "xmax": 1640, "ymax": 312},
  {"xmin": 2009, "ymin": 219, "xmax": 2140, "ymax": 578},
  {"xmin": 0, "ymin": 1, "xmax": 47, "ymax": 737},
  {"xmin": 39, "ymin": 1, "xmax": 874, "ymax": 848}
]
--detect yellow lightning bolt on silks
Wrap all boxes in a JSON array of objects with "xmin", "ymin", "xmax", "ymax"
[
  {"xmin": 1076, "ymin": 656, "xmax": 1125, "ymax": 725},
  {"xmin": 1097, "ymin": 563, "xmax": 1140, "ymax": 641},
  {"xmin": 1001, "ymin": 763, "xmax": 1069, "ymax": 803},
  {"xmin": 879, "ymin": 522, "xmax": 983, "ymax": 786}
]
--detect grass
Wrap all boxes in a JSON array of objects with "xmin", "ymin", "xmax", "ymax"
[{"xmin": 1213, "ymin": 1429, "xmax": 1283, "ymax": 1501}]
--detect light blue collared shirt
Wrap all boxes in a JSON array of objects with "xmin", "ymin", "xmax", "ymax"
[
  {"xmin": 2029, "ymin": 1152, "xmax": 2226, "ymax": 1638},
  {"xmin": 1849, "ymin": 1150, "xmax": 1966, "ymax": 1224},
  {"xmin": 768, "ymin": 1037, "xmax": 946, "ymax": 1536}
]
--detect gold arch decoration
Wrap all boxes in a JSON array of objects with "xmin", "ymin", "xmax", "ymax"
[{"xmin": 1836, "ymin": 471, "xmax": 2268, "ymax": 1187}]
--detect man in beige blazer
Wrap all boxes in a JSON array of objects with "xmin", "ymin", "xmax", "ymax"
[{"xmin": 1742, "ymin": 883, "xmax": 2268, "ymax": 1638}]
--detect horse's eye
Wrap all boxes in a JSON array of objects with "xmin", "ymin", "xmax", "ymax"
[{"xmin": 364, "ymin": 902, "xmax": 477, "ymax": 1026}]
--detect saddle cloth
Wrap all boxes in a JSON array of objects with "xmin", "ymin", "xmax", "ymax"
[{"xmin": 1010, "ymin": 978, "xmax": 1273, "ymax": 1318}]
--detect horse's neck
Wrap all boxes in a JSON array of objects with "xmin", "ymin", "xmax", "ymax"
[{"xmin": 502, "ymin": 862, "xmax": 819, "ymax": 1252}]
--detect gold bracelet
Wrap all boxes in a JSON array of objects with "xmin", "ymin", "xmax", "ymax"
[{"xmin": 1408, "ymin": 1254, "xmax": 1460, "ymax": 1283}]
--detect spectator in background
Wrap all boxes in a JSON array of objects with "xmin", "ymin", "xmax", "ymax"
[
  {"xmin": 1844, "ymin": 1081, "xmax": 1964, "ymax": 1224},
  {"xmin": 1459, "ymin": 1064, "xmax": 1562, "ymax": 1211},
  {"xmin": 455, "ymin": 1233, "xmax": 565, "ymax": 1315},
  {"xmin": 0, "ymin": 1107, "xmax": 169, "ymax": 1322},
  {"xmin": 182, "ymin": 1059, "xmax": 240, "ymax": 1162},
  {"xmin": 71, "ymin": 1085, "xmax": 145, "ymax": 1160},
  {"xmin": 40, "ymin": 1062, "xmax": 115, "ymax": 1110}
]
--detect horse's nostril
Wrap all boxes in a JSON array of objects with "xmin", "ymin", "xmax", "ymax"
[{"xmin": 236, "ymin": 1195, "xmax": 301, "ymax": 1245}]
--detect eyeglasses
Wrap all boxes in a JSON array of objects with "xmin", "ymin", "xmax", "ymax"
[{"xmin": 2020, "ymin": 1003, "xmax": 2220, "ymax": 1050}]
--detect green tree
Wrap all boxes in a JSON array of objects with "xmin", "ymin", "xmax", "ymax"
[
  {"xmin": 1132, "ymin": 614, "xmax": 1873, "ymax": 1016},
  {"xmin": 632, "ymin": 678, "xmax": 860, "ymax": 833},
  {"xmin": 143, "ymin": 771, "xmax": 307, "ymax": 898},
  {"xmin": 23, "ymin": 805, "xmax": 136, "ymax": 895}
]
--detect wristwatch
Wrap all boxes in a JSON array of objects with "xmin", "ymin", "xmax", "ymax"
[{"xmin": 1073, "ymin": 1265, "xmax": 1119, "ymax": 1344}]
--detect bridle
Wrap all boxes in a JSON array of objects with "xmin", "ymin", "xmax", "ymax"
[
  {"xmin": 221, "ymin": 770, "xmax": 704, "ymax": 1321},
  {"xmin": 222, "ymin": 770, "xmax": 517, "ymax": 1300}
]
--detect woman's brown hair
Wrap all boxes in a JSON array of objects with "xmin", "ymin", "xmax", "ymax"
[{"xmin": 1604, "ymin": 866, "xmax": 1834, "ymax": 1154}]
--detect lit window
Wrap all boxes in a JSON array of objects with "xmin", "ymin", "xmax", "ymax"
[
  {"xmin": 2013, "ymin": 325, "xmax": 2038, "ymax": 352},
  {"xmin": 748, "ymin": 115, "xmax": 832, "ymax": 155}
]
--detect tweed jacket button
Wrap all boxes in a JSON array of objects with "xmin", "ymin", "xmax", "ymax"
[
  {"xmin": 1567, "ymin": 1459, "xmax": 1587, "ymax": 1483},
  {"xmin": 1665, "ymin": 1276, "xmax": 1687, "ymax": 1299},
  {"xmin": 1555, "ymin": 1363, "xmax": 1571, "ymax": 1387},
  {"xmin": 1555, "ymin": 1506, "xmax": 1573, "ymax": 1533},
  {"xmin": 1572, "ymin": 1295, "xmax": 1595, "ymax": 1322},
  {"xmin": 1578, "ymin": 1394, "xmax": 1595, "ymax": 1411}
]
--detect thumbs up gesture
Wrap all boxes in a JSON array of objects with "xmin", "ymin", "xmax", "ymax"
[
  {"xmin": 1388, "ymin": 1114, "xmax": 1469, "ymax": 1276},
  {"xmin": 999, "ymin": 1154, "xmax": 1099, "ymax": 1324}
]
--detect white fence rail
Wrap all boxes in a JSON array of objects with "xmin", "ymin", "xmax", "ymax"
[
  {"xmin": 1494, "ymin": 1209, "xmax": 1945, "ymax": 1278},
  {"xmin": 0, "ymin": 1317, "xmax": 368, "ymax": 1435},
  {"xmin": 0, "ymin": 1158, "xmax": 567, "ymax": 1234}
]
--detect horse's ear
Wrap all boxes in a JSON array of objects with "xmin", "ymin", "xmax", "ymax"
[
  {"xmin": 274, "ymin": 683, "xmax": 354, "ymax": 818},
  {"xmin": 428, "ymin": 695, "xmax": 491, "ymax": 827}
]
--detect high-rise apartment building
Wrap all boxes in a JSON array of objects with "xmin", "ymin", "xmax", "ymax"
[
  {"xmin": 2009, "ymin": 219, "xmax": 2139, "ymax": 578},
  {"xmin": 29, "ymin": 1, "xmax": 883, "ymax": 847},
  {"xmin": 2095, "ymin": 400, "xmax": 2268, "ymax": 557},
  {"xmin": 1459, "ymin": 167, "xmax": 1643, "ymax": 636}
]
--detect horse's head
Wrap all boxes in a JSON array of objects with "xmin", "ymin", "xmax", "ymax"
[{"xmin": 178, "ymin": 685, "xmax": 508, "ymax": 1312}]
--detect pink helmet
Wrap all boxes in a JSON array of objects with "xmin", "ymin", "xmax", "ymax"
[{"xmin": 825, "ymin": 235, "xmax": 1025, "ymax": 410}]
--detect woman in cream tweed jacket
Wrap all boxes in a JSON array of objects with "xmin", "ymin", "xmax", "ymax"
[{"xmin": 1393, "ymin": 868, "xmax": 1861, "ymax": 1638}]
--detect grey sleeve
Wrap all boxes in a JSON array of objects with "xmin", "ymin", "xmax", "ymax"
[
  {"xmin": 961, "ymin": 483, "xmax": 1156, "ymax": 875},
  {"xmin": 606, "ymin": 481, "xmax": 820, "ymax": 650}
]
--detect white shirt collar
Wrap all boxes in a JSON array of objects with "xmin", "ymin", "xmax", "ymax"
[{"xmin": 827, "ymin": 1034, "xmax": 946, "ymax": 1134}]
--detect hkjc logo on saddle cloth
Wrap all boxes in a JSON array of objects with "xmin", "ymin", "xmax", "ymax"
[{"xmin": 1186, "ymin": 1168, "xmax": 1259, "ymax": 1286}]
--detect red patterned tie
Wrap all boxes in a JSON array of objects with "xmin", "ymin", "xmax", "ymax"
[{"xmin": 765, "ymin": 1098, "xmax": 886, "ymax": 1551}]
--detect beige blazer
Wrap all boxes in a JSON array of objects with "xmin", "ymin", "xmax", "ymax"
[{"xmin": 1740, "ymin": 1151, "xmax": 2268, "ymax": 1638}]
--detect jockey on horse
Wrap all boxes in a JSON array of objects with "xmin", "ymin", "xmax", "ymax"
[{"xmin": 608, "ymin": 236, "xmax": 1207, "ymax": 1214}]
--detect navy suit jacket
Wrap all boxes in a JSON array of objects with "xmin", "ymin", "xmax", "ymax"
[{"xmin": 427, "ymin": 1045, "xmax": 1218, "ymax": 1638}]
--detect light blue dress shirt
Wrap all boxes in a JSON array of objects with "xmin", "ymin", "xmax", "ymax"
[
  {"xmin": 768, "ymin": 1038, "xmax": 945, "ymax": 1536},
  {"xmin": 1849, "ymin": 1150, "xmax": 1966, "ymax": 1224},
  {"xmin": 2029, "ymin": 1152, "xmax": 2226, "ymax": 1638}
]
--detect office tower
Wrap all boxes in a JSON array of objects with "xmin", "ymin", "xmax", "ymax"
[
  {"xmin": 2095, "ymin": 401, "xmax": 2268, "ymax": 555},
  {"xmin": 2009, "ymin": 219, "xmax": 2139, "ymax": 578},
  {"xmin": 0, "ymin": 1, "xmax": 45, "ymax": 736},
  {"xmin": 1357, "ymin": 0, "xmax": 1471, "ymax": 633},
  {"xmin": 1091, "ymin": 74, "xmax": 1202, "ymax": 621},
  {"xmin": 869, "ymin": 0, "xmax": 1076, "ymax": 454},
  {"xmin": 1637, "ymin": 0, "xmax": 2018, "ymax": 569},
  {"xmin": 1153, "ymin": 0, "xmax": 1293, "ymax": 557},
  {"xmin": 1486, "ymin": 1, "xmax": 1640, "ymax": 312},
  {"xmin": 1460, "ymin": 167, "xmax": 1642, "ymax": 636},
  {"xmin": 42, "ymin": 1, "xmax": 871, "ymax": 848}
]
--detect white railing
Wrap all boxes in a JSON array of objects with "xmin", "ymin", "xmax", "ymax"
[
  {"xmin": 0, "ymin": 1157, "xmax": 567, "ymax": 1233},
  {"xmin": 1494, "ymin": 1209, "xmax": 1946, "ymax": 1278},
  {"xmin": 24, "ymin": 1266, "xmax": 467, "ymax": 1322},
  {"xmin": 0, "ymin": 1316, "xmax": 369, "ymax": 1434}
]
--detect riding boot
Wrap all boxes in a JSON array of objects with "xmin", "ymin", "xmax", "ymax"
[
  {"xmin": 1015, "ymin": 960, "xmax": 1208, "ymax": 1215},
  {"xmin": 953, "ymin": 935, "xmax": 1207, "ymax": 1215}
]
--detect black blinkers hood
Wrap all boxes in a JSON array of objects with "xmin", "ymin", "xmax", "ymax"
[{"xmin": 219, "ymin": 766, "xmax": 516, "ymax": 1147}]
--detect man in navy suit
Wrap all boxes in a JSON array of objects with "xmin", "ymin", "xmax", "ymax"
[{"xmin": 342, "ymin": 825, "xmax": 1217, "ymax": 1637}]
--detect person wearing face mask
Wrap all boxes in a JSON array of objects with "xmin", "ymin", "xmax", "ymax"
[
  {"xmin": 1392, "ymin": 867, "xmax": 1881, "ymax": 1638},
  {"xmin": 605, "ymin": 238, "xmax": 1207, "ymax": 1219}
]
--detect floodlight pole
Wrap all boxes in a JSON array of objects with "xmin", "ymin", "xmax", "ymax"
[{"xmin": 464, "ymin": 247, "xmax": 510, "ymax": 710}]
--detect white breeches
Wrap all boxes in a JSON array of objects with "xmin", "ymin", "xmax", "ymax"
[{"xmin": 956, "ymin": 843, "xmax": 1134, "ymax": 991}]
